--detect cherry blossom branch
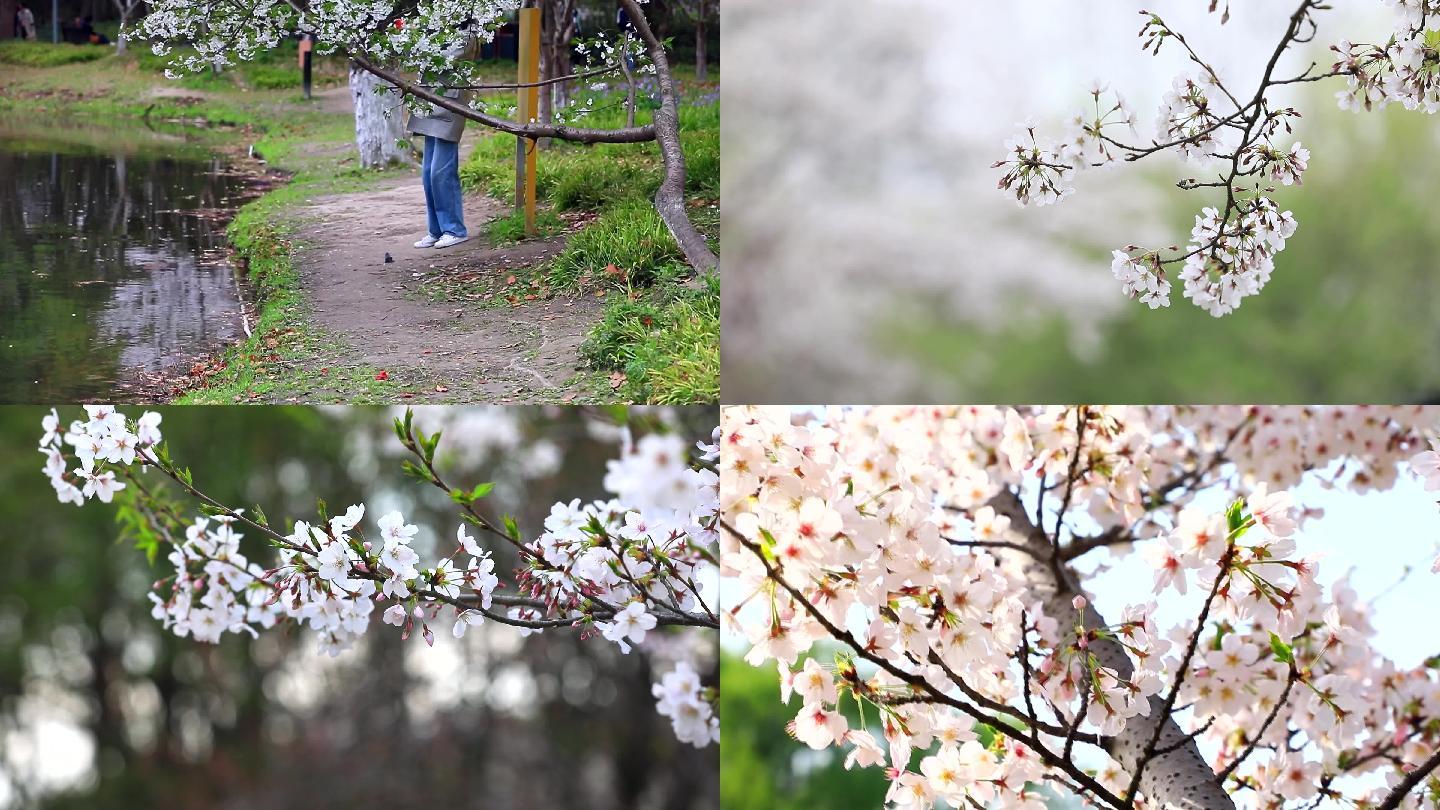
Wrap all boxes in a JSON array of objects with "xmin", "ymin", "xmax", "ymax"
[
  {"xmin": 1213, "ymin": 662, "xmax": 1298, "ymax": 785},
  {"xmin": 1377, "ymin": 744, "xmax": 1440, "ymax": 810},
  {"xmin": 720, "ymin": 519, "xmax": 1127, "ymax": 808},
  {"xmin": 1123, "ymin": 539, "xmax": 1235, "ymax": 803},
  {"xmin": 721, "ymin": 406, "xmax": 1440, "ymax": 808},
  {"xmin": 348, "ymin": 52, "xmax": 655, "ymax": 144},
  {"xmin": 997, "ymin": 0, "xmax": 1440, "ymax": 316}
]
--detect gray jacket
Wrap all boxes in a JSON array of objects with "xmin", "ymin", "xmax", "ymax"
[
  {"xmin": 407, "ymin": 88, "xmax": 467, "ymax": 143},
  {"xmin": 407, "ymin": 36, "xmax": 477, "ymax": 143}
]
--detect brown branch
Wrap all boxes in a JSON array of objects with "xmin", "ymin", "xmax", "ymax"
[
  {"xmin": 348, "ymin": 52, "xmax": 656, "ymax": 143},
  {"xmin": 1376, "ymin": 745, "xmax": 1440, "ymax": 810},
  {"xmin": 1123, "ymin": 541, "xmax": 1234, "ymax": 803},
  {"xmin": 1214, "ymin": 664, "xmax": 1298, "ymax": 785}
]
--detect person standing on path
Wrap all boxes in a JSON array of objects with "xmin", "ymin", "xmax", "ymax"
[
  {"xmin": 409, "ymin": 31, "xmax": 479, "ymax": 250},
  {"xmin": 16, "ymin": 4, "xmax": 35, "ymax": 39}
]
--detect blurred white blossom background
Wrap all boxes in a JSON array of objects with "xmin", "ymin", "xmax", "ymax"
[{"xmin": 722, "ymin": 0, "xmax": 1440, "ymax": 403}]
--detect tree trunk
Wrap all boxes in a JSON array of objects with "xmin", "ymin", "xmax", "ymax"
[
  {"xmin": 349, "ymin": 63, "xmax": 410, "ymax": 169},
  {"xmin": 618, "ymin": 0, "xmax": 718, "ymax": 274},
  {"xmin": 114, "ymin": 7, "xmax": 128, "ymax": 54},
  {"xmin": 538, "ymin": 0, "xmax": 576, "ymax": 148},
  {"xmin": 990, "ymin": 491, "xmax": 1236, "ymax": 810},
  {"xmin": 695, "ymin": 16, "xmax": 707, "ymax": 81},
  {"xmin": 0, "ymin": 0, "xmax": 15, "ymax": 39}
]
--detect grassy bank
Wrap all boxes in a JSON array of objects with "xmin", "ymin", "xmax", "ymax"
[{"xmin": 459, "ymin": 82, "xmax": 721, "ymax": 404}]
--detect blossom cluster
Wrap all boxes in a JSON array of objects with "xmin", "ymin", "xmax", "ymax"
[
  {"xmin": 510, "ymin": 429, "xmax": 719, "ymax": 646},
  {"xmin": 722, "ymin": 405, "xmax": 1440, "ymax": 809},
  {"xmin": 140, "ymin": 0, "xmax": 511, "ymax": 88},
  {"xmin": 1333, "ymin": 0, "xmax": 1440, "ymax": 115},
  {"xmin": 40, "ymin": 406, "xmax": 718, "ymax": 748},
  {"xmin": 39, "ymin": 405, "xmax": 155, "ymax": 506},
  {"xmin": 652, "ymin": 661, "xmax": 718, "ymax": 748},
  {"xmin": 1175, "ymin": 197, "xmax": 1298, "ymax": 316}
]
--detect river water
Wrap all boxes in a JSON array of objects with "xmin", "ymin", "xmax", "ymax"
[{"xmin": 0, "ymin": 119, "xmax": 255, "ymax": 402}]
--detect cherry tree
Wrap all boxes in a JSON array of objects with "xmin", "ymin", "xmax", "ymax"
[
  {"xmin": 995, "ymin": 0, "xmax": 1439, "ymax": 316},
  {"xmin": 136, "ymin": 0, "xmax": 716, "ymax": 272},
  {"xmin": 722, "ymin": 405, "xmax": 1440, "ymax": 809},
  {"xmin": 39, "ymin": 405, "xmax": 720, "ymax": 748},
  {"xmin": 113, "ymin": 0, "xmax": 145, "ymax": 54}
]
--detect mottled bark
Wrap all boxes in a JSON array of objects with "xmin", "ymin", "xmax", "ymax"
[
  {"xmin": 349, "ymin": 63, "xmax": 410, "ymax": 169},
  {"xmin": 990, "ymin": 491, "xmax": 1237, "ymax": 810}
]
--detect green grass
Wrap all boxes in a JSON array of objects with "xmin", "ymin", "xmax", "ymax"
[
  {"xmin": 550, "ymin": 200, "xmax": 687, "ymax": 287},
  {"xmin": 581, "ymin": 275, "xmax": 720, "ymax": 404},
  {"xmin": 1, "ymin": 48, "xmax": 719, "ymax": 404},
  {"xmin": 457, "ymin": 86, "xmax": 721, "ymax": 403},
  {"xmin": 0, "ymin": 41, "xmax": 108, "ymax": 67},
  {"xmin": 487, "ymin": 209, "xmax": 565, "ymax": 245}
]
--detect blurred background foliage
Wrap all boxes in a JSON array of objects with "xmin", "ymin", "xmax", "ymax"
[{"xmin": 0, "ymin": 405, "xmax": 717, "ymax": 810}]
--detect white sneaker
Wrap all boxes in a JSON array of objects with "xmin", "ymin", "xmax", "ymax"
[
  {"xmin": 414, "ymin": 235, "xmax": 439, "ymax": 248},
  {"xmin": 433, "ymin": 233, "xmax": 470, "ymax": 249}
]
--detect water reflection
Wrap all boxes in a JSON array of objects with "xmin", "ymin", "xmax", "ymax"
[{"xmin": 0, "ymin": 120, "xmax": 252, "ymax": 402}]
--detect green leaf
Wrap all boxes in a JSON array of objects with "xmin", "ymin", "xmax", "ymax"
[
  {"xmin": 503, "ymin": 515, "xmax": 521, "ymax": 542},
  {"xmin": 1269, "ymin": 632, "xmax": 1294, "ymax": 665},
  {"xmin": 470, "ymin": 482, "xmax": 495, "ymax": 500},
  {"xmin": 1226, "ymin": 498, "xmax": 1246, "ymax": 534}
]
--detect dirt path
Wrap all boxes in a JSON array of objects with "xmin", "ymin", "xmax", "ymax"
[{"xmin": 289, "ymin": 176, "xmax": 602, "ymax": 402}]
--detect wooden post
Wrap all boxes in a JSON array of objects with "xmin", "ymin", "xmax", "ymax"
[{"xmin": 515, "ymin": 6, "xmax": 540, "ymax": 235}]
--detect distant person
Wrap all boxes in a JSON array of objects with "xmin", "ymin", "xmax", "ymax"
[
  {"xmin": 408, "ymin": 30, "xmax": 479, "ymax": 250},
  {"xmin": 16, "ymin": 4, "xmax": 36, "ymax": 39}
]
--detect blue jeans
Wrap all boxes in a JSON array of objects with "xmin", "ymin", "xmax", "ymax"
[{"xmin": 421, "ymin": 136, "xmax": 466, "ymax": 238}]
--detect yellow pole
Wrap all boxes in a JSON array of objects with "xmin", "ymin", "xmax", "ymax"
[{"xmin": 517, "ymin": 7, "xmax": 541, "ymax": 236}]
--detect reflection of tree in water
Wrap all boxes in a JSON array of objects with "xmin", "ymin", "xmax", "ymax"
[
  {"xmin": 0, "ymin": 140, "xmax": 247, "ymax": 401},
  {"xmin": 96, "ymin": 245, "xmax": 242, "ymax": 374},
  {"xmin": 0, "ymin": 408, "xmax": 718, "ymax": 810}
]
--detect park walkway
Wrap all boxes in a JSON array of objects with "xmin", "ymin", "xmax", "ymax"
[{"xmin": 290, "ymin": 175, "xmax": 601, "ymax": 402}]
